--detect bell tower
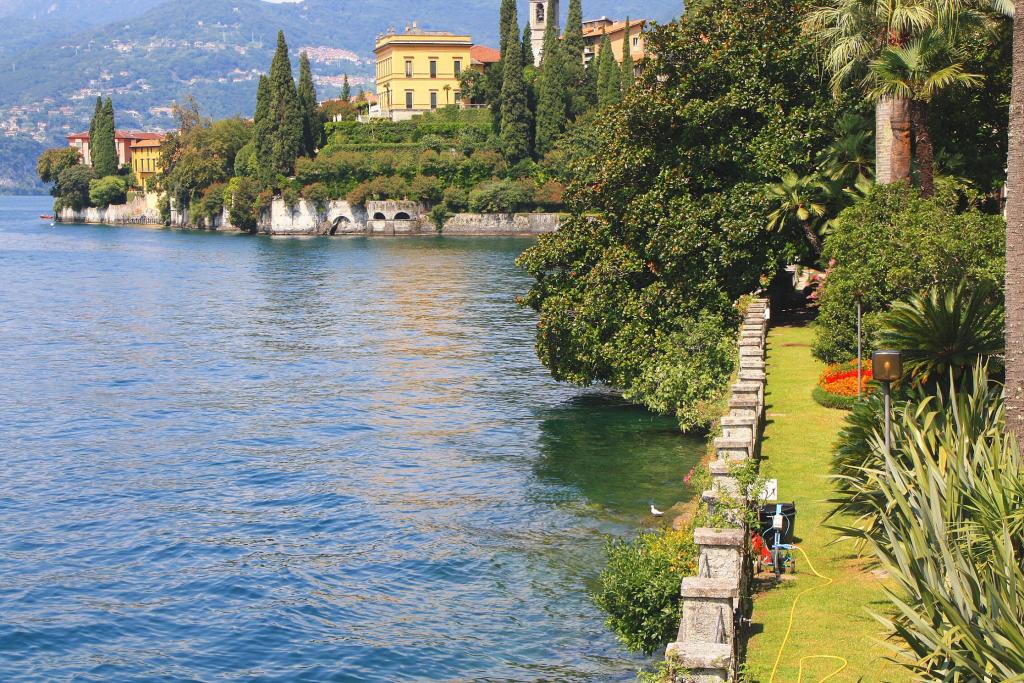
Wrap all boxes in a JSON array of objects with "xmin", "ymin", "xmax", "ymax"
[{"xmin": 530, "ymin": 0, "xmax": 559, "ymax": 67}]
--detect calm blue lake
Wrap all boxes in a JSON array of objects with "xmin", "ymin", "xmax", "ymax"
[{"xmin": 0, "ymin": 195, "xmax": 703, "ymax": 682}]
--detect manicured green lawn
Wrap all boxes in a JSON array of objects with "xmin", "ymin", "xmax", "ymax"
[{"xmin": 742, "ymin": 324, "xmax": 912, "ymax": 683}]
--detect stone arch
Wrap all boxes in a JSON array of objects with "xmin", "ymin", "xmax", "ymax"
[
  {"xmin": 394, "ymin": 212, "xmax": 411, "ymax": 220},
  {"xmin": 329, "ymin": 215, "xmax": 351, "ymax": 236},
  {"xmin": 373, "ymin": 212, "xmax": 387, "ymax": 220}
]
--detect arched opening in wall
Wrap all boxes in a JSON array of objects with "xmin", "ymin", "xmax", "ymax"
[
  {"xmin": 394, "ymin": 212, "xmax": 411, "ymax": 220},
  {"xmin": 329, "ymin": 216, "xmax": 350, "ymax": 236},
  {"xmin": 373, "ymin": 212, "xmax": 386, "ymax": 220}
]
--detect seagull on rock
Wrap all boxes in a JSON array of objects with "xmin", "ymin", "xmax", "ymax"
[{"xmin": 650, "ymin": 503, "xmax": 664, "ymax": 517}]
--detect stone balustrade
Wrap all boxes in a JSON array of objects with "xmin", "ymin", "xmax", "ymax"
[{"xmin": 667, "ymin": 298, "xmax": 768, "ymax": 682}]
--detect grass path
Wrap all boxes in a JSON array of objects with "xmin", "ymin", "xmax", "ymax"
[{"xmin": 741, "ymin": 324, "xmax": 911, "ymax": 683}]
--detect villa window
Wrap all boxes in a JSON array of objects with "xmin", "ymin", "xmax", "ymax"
[
  {"xmin": 430, "ymin": 91, "xmax": 438, "ymax": 109},
  {"xmin": 405, "ymin": 91, "xmax": 414, "ymax": 110},
  {"xmin": 633, "ymin": 36, "xmax": 640, "ymax": 47},
  {"xmin": 429, "ymin": 60, "xmax": 437, "ymax": 78},
  {"xmin": 454, "ymin": 91, "xmax": 462, "ymax": 105},
  {"xmin": 405, "ymin": 60, "xmax": 413, "ymax": 77},
  {"xmin": 454, "ymin": 59, "xmax": 462, "ymax": 77}
]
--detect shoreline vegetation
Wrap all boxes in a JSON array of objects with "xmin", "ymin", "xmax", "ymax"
[{"xmin": 27, "ymin": 0, "xmax": 1022, "ymax": 679}]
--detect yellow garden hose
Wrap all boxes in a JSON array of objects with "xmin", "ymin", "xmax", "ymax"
[{"xmin": 768, "ymin": 546, "xmax": 849, "ymax": 683}]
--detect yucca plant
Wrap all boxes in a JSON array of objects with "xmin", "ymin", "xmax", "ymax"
[
  {"xmin": 852, "ymin": 393, "xmax": 1024, "ymax": 679},
  {"xmin": 829, "ymin": 364, "xmax": 1005, "ymax": 548},
  {"xmin": 876, "ymin": 279, "xmax": 1004, "ymax": 388}
]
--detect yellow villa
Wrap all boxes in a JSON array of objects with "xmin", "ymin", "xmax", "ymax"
[
  {"xmin": 374, "ymin": 23, "xmax": 476, "ymax": 120},
  {"xmin": 580, "ymin": 18, "xmax": 648, "ymax": 69},
  {"xmin": 129, "ymin": 138, "xmax": 163, "ymax": 192}
]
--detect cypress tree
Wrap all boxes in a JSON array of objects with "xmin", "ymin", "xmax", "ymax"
[
  {"xmin": 596, "ymin": 33, "xmax": 621, "ymax": 108},
  {"xmin": 499, "ymin": 22, "xmax": 532, "ymax": 163},
  {"xmin": 620, "ymin": 18, "xmax": 635, "ymax": 95},
  {"xmin": 341, "ymin": 73, "xmax": 351, "ymax": 102},
  {"xmin": 535, "ymin": 13, "xmax": 568, "ymax": 154},
  {"xmin": 253, "ymin": 74, "xmax": 273, "ymax": 181},
  {"xmin": 92, "ymin": 97, "xmax": 118, "ymax": 176},
  {"xmin": 267, "ymin": 31, "xmax": 303, "ymax": 176},
  {"xmin": 494, "ymin": 0, "xmax": 519, "ymax": 136},
  {"xmin": 562, "ymin": 0, "xmax": 588, "ymax": 118},
  {"xmin": 88, "ymin": 96, "xmax": 102, "ymax": 160},
  {"xmin": 297, "ymin": 51, "xmax": 320, "ymax": 158},
  {"xmin": 499, "ymin": 0, "xmax": 518, "ymax": 56},
  {"xmin": 522, "ymin": 22, "xmax": 535, "ymax": 69}
]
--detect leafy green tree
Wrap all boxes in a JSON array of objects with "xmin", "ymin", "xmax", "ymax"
[
  {"xmin": 267, "ymin": 31, "xmax": 303, "ymax": 176},
  {"xmin": 518, "ymin": 0, "xmax": 840, "ymax": 429},
  {"xmin": 56, "ymin": 165, "xmax": 94, "ymax": 211},
  {"xmin": 297, "ymin": 51, "xmax": 321, "ymax": 158},
  {"xmin": 813, "ymin": 182, "xmax": 1006, "ymax": 363},
  {"xmin": 596, "ymin": 33, "xmax": 621, "ymax": 108},
  {"xmin": 522, "ymin": 22, "xmax": 535, "ymax": 68},
  {"xmin": 536, "ymin": 13, "xmax": 568, "ymax": 154},
  {"xmin": 88, "ymin": 175, "xmax": 128, "ymax": 208},
  {"xmin": 226, "ymin": 176, "xmax": 261, "ymax": 231},
  {"xmin": 37, "ymin": 147, "xmax": 81, "ymax": 185},
  {"xmin": 341, "ymin": 73, "xmax": 351, "ymax": 102},
  {"xmin": 563, "ymin": 0, "xmax": 589, "ymax": 117},
  {"xmin": 500, "ymin": 22, "xmax": 533, "ymax": 163},
  {"xmin": 620, "ymin": 18, "xmax": 635, "ymax": 94},
  {"xmin": 91, "ymin": 97, "xmax": 118, "ymax": 177}
]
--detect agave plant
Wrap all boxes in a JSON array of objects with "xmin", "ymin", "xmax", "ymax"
[
  {"xmin": 876, "ymin": 279, "xmax": 1004, "ymax": 388},
  {"xmin": 855, "ymin": 391, "xmax": 1024, "ymax": 678}
]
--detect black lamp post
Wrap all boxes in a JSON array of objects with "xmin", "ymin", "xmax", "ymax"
[{"xmin": 872, "ymin": 350, "xmax": 903, "ymax": 454}]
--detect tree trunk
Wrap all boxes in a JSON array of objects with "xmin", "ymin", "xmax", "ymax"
[
  {"xmin": 911, "ymin": 101, "xmax": 935, "ymax": 199},
  {"xmin": 875, "ymin": 97, "xmax": 912, "ymax": 184},
  {"xmin": 890, "ymin": 97, "xmax": 912, "ymax": 183},
  {"xmin": 801, "ymin": 220, "xmax": 823, "ymax": 256},
  {"xmin": 1007, "ymin": 8, "xmax": 1024, "ymax": 440}
]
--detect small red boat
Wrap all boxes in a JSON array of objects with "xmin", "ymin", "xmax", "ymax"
[{"xmin": 40, "ymin": 214, "xmax": 54, "ymax": 220}]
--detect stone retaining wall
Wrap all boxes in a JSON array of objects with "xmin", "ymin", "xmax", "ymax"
[
  {"xmin": 666, "ymin": 297, "xmax": 769, "ymax": 683},
  {"xmin": 60, "ymin": 195, "xmax": 560, "ymax": 236}
]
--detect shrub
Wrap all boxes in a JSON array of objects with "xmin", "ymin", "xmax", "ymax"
[
  {"xmin": 442, "ymin": 186, "xmax": 469, "ymax": 212},
  {"xmin": 876, "ymin": 279, "xmax": 1004, "ymax": 388},
  {"xmin": 346, "ymin": 175, "xmax": 409, "ymax": 206},
  {"xmin": 592, "ymin": 527, "xmax": 699, "ymax": 655},
  {"xmin": 533, "ymin": 179, "xmax": 565, "ymax": 210},
  {"xmin": 409, "ymin": 175, "xmax": 444, "ymax": 204},
  {"xmin": 304, "ymin": 182, "xmax": 331, "ymax": 214},
  {"xmin": 468, "ymin": 179, "xmax": 532, "ymax": 213},
  {"xmin": 812, "ymin": 385, "xmax": 860, "ymax": 411},
  {"xmin": 281, "ymin": 185, "xmax": 301, "ymax": 211},
  {"xmin": 813, "ymin": 181, "xmax": 1005, "ymax": 363},
  {"xmin": 88, "ymin": 175, "xmax": 128, "ymax": 208},
  {"xmin": 225, "ymin": 177, "xmax": 261, "ymax": 231},
  {"xmin": 428, "ymin": 203, "xmax": 450, "ymax": 233}
]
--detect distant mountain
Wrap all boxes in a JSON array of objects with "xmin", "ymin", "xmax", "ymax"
[{"xmin": 0, "ymin": 0, "xmax": 683, "ymax": 193}]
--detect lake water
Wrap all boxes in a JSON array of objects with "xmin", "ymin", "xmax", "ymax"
[{"xmin": 0, "ymin": 196, "xmax": 704, "ymax": 682}]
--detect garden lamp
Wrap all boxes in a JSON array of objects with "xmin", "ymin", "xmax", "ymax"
[{"xmin": 872, "ymin": 350, "xmax": 903, "ymax": 454}]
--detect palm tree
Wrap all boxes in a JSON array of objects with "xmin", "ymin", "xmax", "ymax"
[
  {"xmin": 869, "ymin": 29, "xmax": 982, "ymax": 197},
  {"xmin": 766, "ymin": 171, "xmax": 835, "ymax": 256},
  {"xmin": 1007, "ymin": 2, "xmax": 1024, "ymax": 440},
  {"xmin": 819, "ymin": 112, "xmax": 876, "ymax": 186},
  {"xmin": 802, "ymin": 0, "xmax": 933, "ymax": 184}
]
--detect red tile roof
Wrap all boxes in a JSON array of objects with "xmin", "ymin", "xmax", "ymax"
[
  {"xmin": 67, "ymin": 130, "xmax": 166, "ymax": 141},
  {"xmin": 470, "ymin": 45, "xmax": 501, "ymax": 64},
  {"xmin": 581, "ymin": 18, "xmax": 648, "ymax": 39}
]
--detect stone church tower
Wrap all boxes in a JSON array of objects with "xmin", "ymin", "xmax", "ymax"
[{"xmin": 530, "ymin": 0, "xmax": 559, "ymax": 67}]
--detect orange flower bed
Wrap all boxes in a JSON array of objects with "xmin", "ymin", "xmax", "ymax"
[{"xmin": 818, "ymin": 360, "xmax": 873, "ymax": 398}]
